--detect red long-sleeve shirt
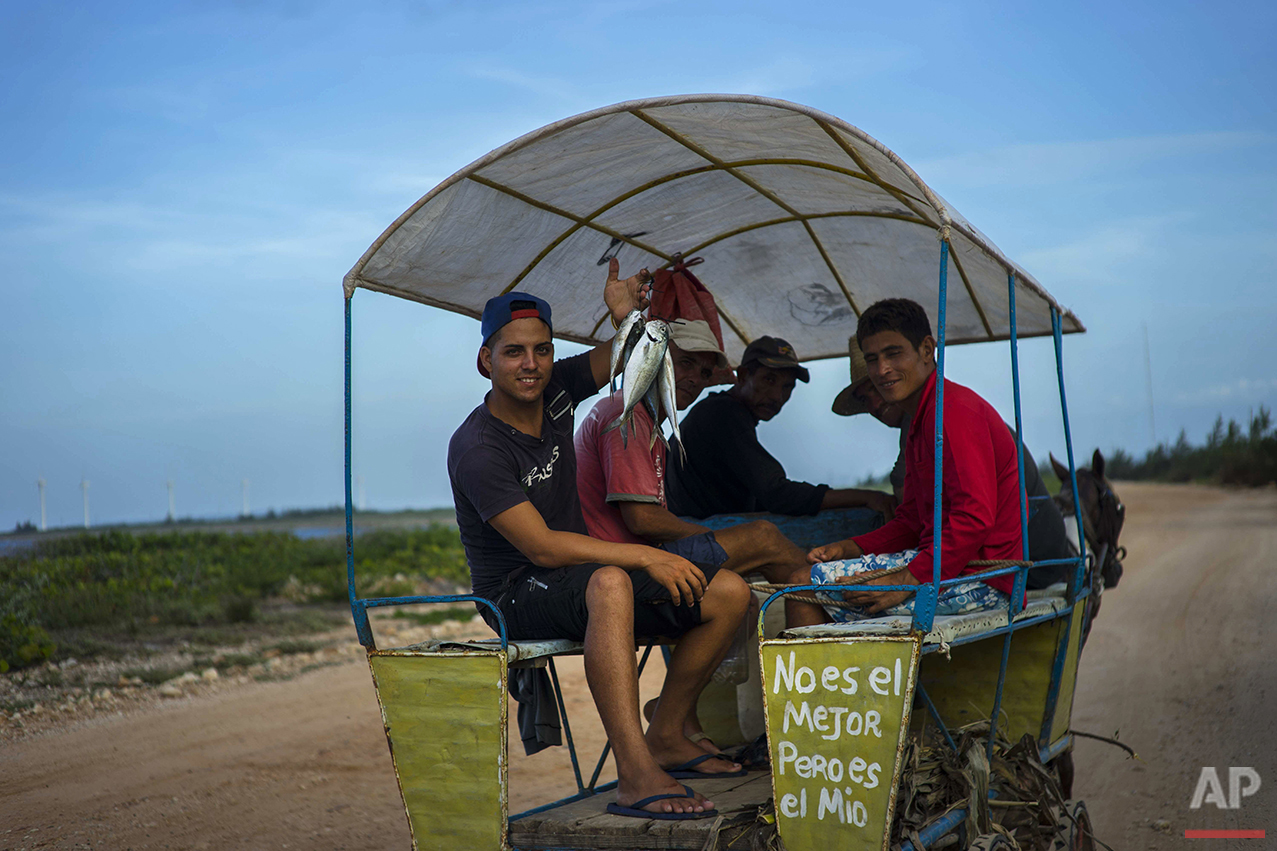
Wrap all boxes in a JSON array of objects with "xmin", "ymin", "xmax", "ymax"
[{"xmin": 852, "ymin": 371, "xmax": 1023, "ymax": 598}]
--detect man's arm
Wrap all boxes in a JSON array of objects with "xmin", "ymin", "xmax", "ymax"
[
  {"xmin": 488, "ymin": 501, "xmax": 708, "ymax": 605},
  {"xmin": 819, "ymin": 487, "xmax": 898, "ymax": 520},
  {"xmin": 807, "ymin": 480, "xmax": 917, "ymax": 563},
  {"xmin": 618, "ymin": 502, "xmax": 709, "ymax": 543},
  {"xmin": 586, "ymin": 258, "xmax": 652, "ymax": 390}
]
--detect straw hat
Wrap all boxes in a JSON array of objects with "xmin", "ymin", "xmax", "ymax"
[{"xmin": 831, "ymin": 336, "xmax": 872, "ymax": 416}]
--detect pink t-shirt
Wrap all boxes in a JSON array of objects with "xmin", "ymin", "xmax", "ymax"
[{"xmin": 574, "ymin": 393, "xmax": 665, "ymax": 545}]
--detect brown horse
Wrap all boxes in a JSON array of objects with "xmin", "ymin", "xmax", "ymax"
[
  {"xmin": 1047, "ymin": 448, "xmax": 1126, "ymax": 798},
  {"xmin": 1050, "ymin": 448, "xmax": 1127, "ymax": 592}
]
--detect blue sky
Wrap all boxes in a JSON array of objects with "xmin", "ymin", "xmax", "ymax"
[{"xmin": 2, "ymin": 0, "xmax": 1275, "ymax": 529}]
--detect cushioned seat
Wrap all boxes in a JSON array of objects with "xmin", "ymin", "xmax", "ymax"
[
  {"xmin": 780, "ymin": 582, "xmax": 1070, "ymax": 646},
  {"xmin": 393, "ymin": 637, "xmax": 584, "ymax": 664}
]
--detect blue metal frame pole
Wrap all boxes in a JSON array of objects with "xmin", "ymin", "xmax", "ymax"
[
  {"xmin": 1008, "ymin": 273, "xmax": 1031, "ymax": 571},
  {"xmin": 345, "ymin": 296, "xmax": 375, "ymax": 647},
  {"xmin": 914, "ymin": 233, "xmax": 949, "ymax": 633},
  {"xmin": 1040, "ymin": 307, "xmax": 1086, "ymax": 743},
  {"xmin": 1052, "ymin": 308, "xmax": 1088, "ymax": 593},
  {"xmin": 986, "ymin": 272, "xmax": 1030, "ymax": 761}
]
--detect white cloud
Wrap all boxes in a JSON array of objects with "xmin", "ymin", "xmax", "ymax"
[
  {"xmin": 1017, "ymin": 213, "xmax": 1188, "ymax": 283},
  {"xmin": 1173, "ymin": 377, "xmax": 1277, "ymax": 405}
]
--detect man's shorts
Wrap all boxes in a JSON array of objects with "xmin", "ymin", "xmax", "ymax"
[
  {"xmin": 481, "ymin": 561, "xmax": 722, "ymax": 643},
  {"xmin": 659, "ymin": 530, "xmax": 729, "ymax": 567},
  {"xmin": 809, "ymin": 549, "xmax": 1008, "ymax": 623}
]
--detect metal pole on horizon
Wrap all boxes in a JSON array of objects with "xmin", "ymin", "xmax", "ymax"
[
  {"xmin": 167, "ymin": 479, "xmax": 176, "ymax": 522},
  {"xmin": 81, "ymin": 478, "xmax": 90, "ymax": 528},
  {"xmin": 37, "ymin": 478, "xmax": 47, "ymax": 531}
]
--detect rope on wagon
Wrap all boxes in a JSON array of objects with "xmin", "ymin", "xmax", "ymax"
[{"xmin": 748, "ymin": 559, "xmax": 1034, "ymax": 608}]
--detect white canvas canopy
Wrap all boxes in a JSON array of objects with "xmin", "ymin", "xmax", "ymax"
[{"xmin": 344, "ymin": 94, "xmax": 1083, "ymax": 363}]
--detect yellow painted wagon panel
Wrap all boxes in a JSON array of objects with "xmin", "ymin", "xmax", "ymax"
[
  {"xmin": 1049, "ymin": 604, "xmax": 1087, "ymax": 744},
  {"xmin": 761, "ymin": 636, "xmax": 919, "ymax": 851},
  {"xmin": 369, "ymin": 652, "xmax": 507, "ymax": 851},
  {"xmin": 916, "ymin": 617, "xmax": 1063, "ymax": 744}
]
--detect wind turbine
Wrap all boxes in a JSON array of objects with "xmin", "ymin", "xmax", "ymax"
[
  {"xmin": 37, "ymin": 478, "xmax": 47, "ymax": 531},
  {"xmin": 167, "ymin": 479, "xmax": 176, "ymax": 522},
  {"xmin": 81, "ymin": 478, "xmax": 90, "ymax": 528}
]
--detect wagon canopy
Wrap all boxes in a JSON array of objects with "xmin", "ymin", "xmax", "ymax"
[{"xmin": 344, "ymin": 94, "xmax": 1083, "ymax": 363}]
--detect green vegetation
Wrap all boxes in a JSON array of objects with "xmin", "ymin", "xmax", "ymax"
[
  {"xmin": 0, "ymin": 525, "xmax": 466, "ymax": 672},
  {"xmin": 1107, "ymin": 407, "xmax": 1277, "ymax": 486}
]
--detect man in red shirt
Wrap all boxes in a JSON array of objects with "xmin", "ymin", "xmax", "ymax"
[
  {"xmin": 576, "ymin": 321, "xmax": 810, "ymax": 582},
  {"xmin": 785, "ymin": 298, "xmax": 1024, "ymax": 626}
]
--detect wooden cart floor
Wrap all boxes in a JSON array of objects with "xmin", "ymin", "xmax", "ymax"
[{"xmin": 509, "ymin": 771, "xmax": 771, "ymax": 850}]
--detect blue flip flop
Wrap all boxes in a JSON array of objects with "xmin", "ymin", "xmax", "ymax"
[
  {"xmin": 606, "ymin": 784, "xmax": 719, "ymax": 820},
  {"xmin": 665, "ymin": 752, "xmax": 747, "ymax": 779}
]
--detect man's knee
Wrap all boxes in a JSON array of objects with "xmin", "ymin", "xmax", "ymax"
[
  {"xmin": 785, "ymin": 563, "xmax": 813, "ymax": 585},
  {"xmin": 746, "ymin": 520, "xmax": 795, "ymax": 552},
  {"xmin": 708, "ymin": 569, "xmax": 752, "ymax": 615},
  {"xmin": 586, "ymin": 565, "xmax": 632, "ymax": 602}
]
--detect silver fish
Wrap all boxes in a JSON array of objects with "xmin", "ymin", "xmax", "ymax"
[
  {"xmin": 657, "ymin": 344, "xmax": 686, "ymax": 466},
  {"xmin": 605, "ymin": 320, "xmax": 669, "ymax": 447},
  {"xmin": 643, "ymin": 381, "xmax": 667, "ymax": 452},
  {"xmin": 609, "ymin": 310, "xmax": 646, "ymax": 395}
]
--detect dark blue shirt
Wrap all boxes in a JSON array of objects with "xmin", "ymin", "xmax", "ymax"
[{"xmin": 448, "ymin": 353, "xmax": 598, "ymax": 599}]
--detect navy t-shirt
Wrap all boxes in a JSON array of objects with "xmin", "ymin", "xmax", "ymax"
[
  {"xmin": 448, "ymin": 352, "xmax": 598, "ymax": 599},
  {"xmin": 667, "ymin": 391, "xmax": 828, "ymax": 518}
]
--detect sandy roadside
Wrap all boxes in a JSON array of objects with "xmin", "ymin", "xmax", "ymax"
[{"xmin": 1, "ymin": 482, "xmax": 1273, "ymax": 850}]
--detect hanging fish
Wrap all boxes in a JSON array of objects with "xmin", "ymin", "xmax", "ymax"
[
  {"xmin": 657, "ymin": 345, "xmax": 686, "ymax": 466},
  {"xmin": 604, "ymin": 320, "xmax": 669, "ymax": 447},
  {"xmin": 609, "ymin": 310, "xmax": 646, "ymax": 395},
  {"xmin": 643, "ymin": 381, "xmax": 669, "ymax": 452}
]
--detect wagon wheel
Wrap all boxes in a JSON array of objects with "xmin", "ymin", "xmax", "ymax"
[
  {"xmin": 1062, "ymin": 800, "xmax": 1096, "ymax": 851},
  {"xmin": 1051, "ymin": 750, "xmax": 1075, "ymax": 799},
  {"xmin": 968, "ymin": 834, "xmax": 1015, "ymax": 850}
]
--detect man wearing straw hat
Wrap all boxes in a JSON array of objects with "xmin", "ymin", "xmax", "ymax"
[{"xmin": 831, "ymin": 335, "xmax": 1074, "ymax": 590}]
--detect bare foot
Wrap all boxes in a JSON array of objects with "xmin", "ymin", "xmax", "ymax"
[
  {"xmin": 642, "ymin": 698, "xmax": 721, "ymax": 755},
  {"xmin": 615, "ymin": 769, "xmax": 714, "ymax": 815},
  {"xmin": 646, "ymin": 730, "xmax": 742, "ymax": 776}
]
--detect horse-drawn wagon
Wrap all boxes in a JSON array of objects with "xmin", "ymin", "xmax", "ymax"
[{"xmin": 340, "ymin": 95, "xmax": 1112, "ymax": 850}]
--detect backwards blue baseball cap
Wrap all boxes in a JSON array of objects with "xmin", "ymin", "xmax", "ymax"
[{"xmin": 477, "ymin": 292, "xmax": 554, "ymax": 377}]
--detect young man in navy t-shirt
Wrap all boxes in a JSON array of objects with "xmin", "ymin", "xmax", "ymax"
[{"xmin": 448, "ymin": 260, "xmax": 750, "ymax": 820}]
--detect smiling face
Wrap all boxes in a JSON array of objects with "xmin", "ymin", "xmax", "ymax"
[
  {"xmin": 733, "ymin": 364, "xmax": 799, "ymax": 421},
  {"xmin": 669, "ymin": 342, "xmax": 718, "ymax": 410},
  {"xmin": 860, "ymin": 329, "xmax": 936, "ymax": 408},
  {"xmin": 479, "ymin": 317, "xmax": 554, "ymax": 406},
  {"xmin": 851, "ymin": 380, "xmax": 906, "ymax": 428}
]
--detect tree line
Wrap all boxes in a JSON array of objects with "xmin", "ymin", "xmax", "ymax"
[{"xmin": 1105, "ymin": 406, "xmax": 1277, "ymax": 486}]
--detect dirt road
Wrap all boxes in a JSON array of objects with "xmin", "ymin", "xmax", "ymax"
[{"xmin": 2, "ymin": 483, "xmax": 1273, "ymax": 849}]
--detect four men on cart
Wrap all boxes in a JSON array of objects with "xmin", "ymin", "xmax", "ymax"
[{"xmin": 448, "ymin": 260, "xmax": 1051, "ymax": 819}]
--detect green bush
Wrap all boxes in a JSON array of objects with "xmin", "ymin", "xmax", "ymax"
[
  {"xmin": 0, "ymin": 614, "xmax": 56, "ymax": 673},
  {"xmin": 0, "ymin": 525, "xmax": 468, "ymax": 650}
]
